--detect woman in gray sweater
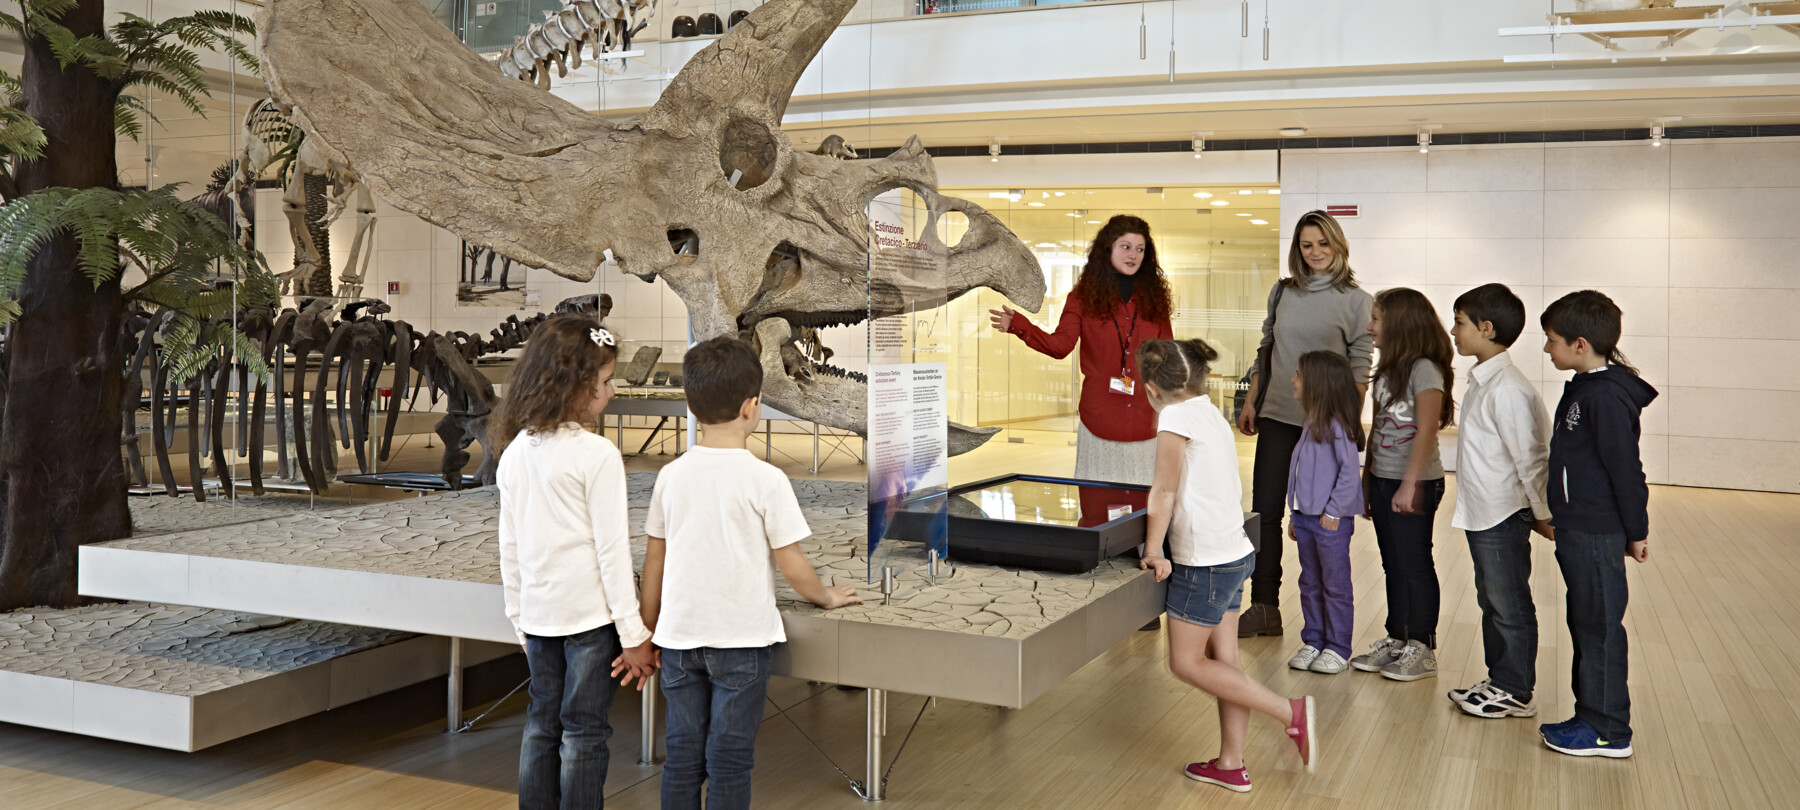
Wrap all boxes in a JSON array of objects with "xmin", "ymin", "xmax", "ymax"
[{"xmin": 1234, "ymin": 210, "xmax": 1374, "ymax": 638}]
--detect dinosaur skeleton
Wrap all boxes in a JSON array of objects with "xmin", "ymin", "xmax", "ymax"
[
  {"xmin": 234, "ymin": 98, "xmax": 378, "ymax": 301},
  {"xmin": 259, "ymin": 0, "xmax": 1045, "ymax": 456},
  {"xmin": 120, "ymin": 293, "xmax": 611, "ymax": 497},
  {"xmin": 495, "ymin": 0, "xmax": 657, "ymax": 89}
]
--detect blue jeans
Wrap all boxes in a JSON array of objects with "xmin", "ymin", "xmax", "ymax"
[
  {"xmin": 660, "ymin": 646, "xmax": 774, "ymax": 810},
  {"xmin": 1555, "ymin": 528, "xmax": 1632, "ymax": 743},
  {"xmin": 1467, "ymin": 509, "xmax": 1538, "ymax": 698},
  {"xmin": 520, "ymin": 624, "xmax": 622, "ymax": 810},
  {"xmin": 1369, "ymin": 476, "xmax": 1446, "ymax": 647}
]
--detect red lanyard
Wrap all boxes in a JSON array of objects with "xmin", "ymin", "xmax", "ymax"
[{"xmin": 1111, "ymin": 298, "xmax": 1140, "ymax": 377}]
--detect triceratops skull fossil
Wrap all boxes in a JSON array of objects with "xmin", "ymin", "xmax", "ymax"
[{"xmin": 258, "ymin": 0, "xmax": 1045, "ymax": 455}]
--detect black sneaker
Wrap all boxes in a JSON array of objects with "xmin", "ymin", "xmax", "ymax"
[{"xmin": 1237, "ymin": 603, "xmax": 1283, "ymax": 638}]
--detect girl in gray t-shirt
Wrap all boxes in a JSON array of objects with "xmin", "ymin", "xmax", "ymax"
[{"xmin": 1352, "ymin": 288, "xmax": 1456, "ymax": 683}]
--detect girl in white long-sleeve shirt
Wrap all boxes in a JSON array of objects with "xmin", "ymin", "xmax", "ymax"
[{"xmin": 493, "ymin": 316, "xmax": 655, "ymax": 810}]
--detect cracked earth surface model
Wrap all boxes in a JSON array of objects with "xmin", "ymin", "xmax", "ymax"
[
  {"xmin": 98, "ymin": 475, "xmax": 1143, "ymax": 641},
  {"xmin": 257, "ymin": 0, "xmax": 1046, "ymax": 456}
]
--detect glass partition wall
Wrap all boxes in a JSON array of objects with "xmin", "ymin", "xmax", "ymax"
[{"xmin": 939, "ymin": 185, "xmax": 1282, "ymax": 436}]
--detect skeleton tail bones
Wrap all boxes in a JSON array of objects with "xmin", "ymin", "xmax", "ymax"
[{"xmin": 497, "ymin": 0, "xmax": 656, "ymax": 88}]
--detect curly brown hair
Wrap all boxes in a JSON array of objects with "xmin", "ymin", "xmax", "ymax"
[
  {"xmin": 487, "ymin": 315, "xmax": 617, "ymax": 459},
  {"xmin": 1073, "ymin": 215, "xmax": 1172, "ymax": 324}
]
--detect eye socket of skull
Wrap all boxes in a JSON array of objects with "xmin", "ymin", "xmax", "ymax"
[{"xmin": 719, "ymin": 116, "xmax": 780, "ymax": 191}]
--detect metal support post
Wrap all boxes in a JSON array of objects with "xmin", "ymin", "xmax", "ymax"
[
  {"xmin": 446, "ymin": 636, "xmax": 463, "ymax": 733},
  {"xmin": 812, "ymin": 421, "xmax": 820, "ymax": 473},
  {"xmin": 640, "ymin": 676, "xmax": 658, "ymax": 765},
  {"xmin": 862, "ymin": 688, "xmax": 887, "ymax": 802}
]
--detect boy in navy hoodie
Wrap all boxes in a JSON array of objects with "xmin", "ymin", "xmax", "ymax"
[{"xmin": 1537, "ymin": 290, "xmax": 1656, "ymax": 759}]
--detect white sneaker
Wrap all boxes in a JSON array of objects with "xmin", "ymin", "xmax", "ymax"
[
  {"xmin": 1287, "ymin": 645, "xmax": 1321, "ymax": 670},
  {"xmin": 1309, "ymin": 650, "xmax": 1348, "ymax": 674},
  {"xmin": 1448, "ymin": 679, "xmax": 1491, "ymax": 705},
  {"xmin": 1456, "ymin": 683, "xmax": 1537, "ymax": 718}
]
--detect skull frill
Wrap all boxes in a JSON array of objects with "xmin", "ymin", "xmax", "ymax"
[{"xmin": 258, "ymin": 0, "xmax": 1045, "ymax": 455}]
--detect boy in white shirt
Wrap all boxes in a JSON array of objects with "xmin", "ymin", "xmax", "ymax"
[
  {"xmin": 640, "ymin": 336, "xmax": 861, "ymax": 810},
  {"xmin": 1445, "ymin": 284, "xmax": 1553, "ymax": 719}
]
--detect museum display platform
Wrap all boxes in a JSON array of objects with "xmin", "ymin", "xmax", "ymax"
[
  {"xmin": 0, "ymin": 602, "xmax": 508, "ymax": 752},
  {"xmin": 77, "ymin": 472, "xmax": 1166, "ymax": 792}
]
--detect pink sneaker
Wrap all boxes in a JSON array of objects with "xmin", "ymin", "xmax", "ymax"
[
  {"xmin": 1286, "ymin": 696, "xmax": 1317, "ymax": 773},
  {"xmin": 1184, "ymin": 759, "xmax": 1252, "ymax": 793}
]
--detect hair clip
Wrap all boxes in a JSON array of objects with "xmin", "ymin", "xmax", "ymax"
[{"xmin": 590, "ymin": 327, "xmax": 615, "ymax": 348}]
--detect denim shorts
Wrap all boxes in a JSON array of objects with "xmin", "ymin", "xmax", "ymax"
[{"xmin": 1164, "ymin": 553, "xmax": 1255, "ymax": 628}]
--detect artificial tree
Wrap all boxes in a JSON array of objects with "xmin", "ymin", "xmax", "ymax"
[{"xmin": 0, "ymin": 0, "xmax": 273, "ymax": 611}]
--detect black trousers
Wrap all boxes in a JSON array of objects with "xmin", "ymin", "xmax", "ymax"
[{"xmin": 1248, "ymin": 417, "xmax": 1304, "ymax": 606}]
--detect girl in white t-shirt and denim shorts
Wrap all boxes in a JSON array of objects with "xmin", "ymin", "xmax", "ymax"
[{"xmin": 1135, "ymin": 338, "xmax": 1319, "ymax": 794}]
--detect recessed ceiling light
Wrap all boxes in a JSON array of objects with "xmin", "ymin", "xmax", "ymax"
[
  {"xmin": 1250, "ymin": 219, "xmax": 1269, "ymax": 225},
  {"xmin": 1193, "ymin": 191, "xmax": 1213, "ymax": 199},
  {"xmin": 1212, "ymin": 200, "xmax": 1229, "ymax": 206},
  {"xmin": 1268, "ymin": 189, "xmax": 1282, "ymax": 195},
  {"xmin": 1086, "ymin": 220, "xmax": 1100, "ymax": 224},
  {"xmin": 1027, "ymin": 201, "xmax": 1045, "ymax": 207},
  {"xmin": 1053, "ymin": 191, "xmax": 1065, "ymax": 197},
  {"xmin": 1236, "ymin": 213, "xmax": 1251, "ymax": 217},
  {"xmin": 1065, "ymin": 212, "xmax": 1080, "ymax": 217},
  {"xmin": 1238, "ymin": 190, "xmax": 1253, "ymax": 195},
  {"xmin": 1279, "ymin": 127, "xmax": 1307, "ymax": 137}
]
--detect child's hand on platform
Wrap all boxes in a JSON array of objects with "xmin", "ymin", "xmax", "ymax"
[
  {"xmin": 613, "ymin": 640, "xmax": 659, "ymax": 691},
  {"xmin": 817, "ymin": 585, "xmax": 863, "ymax": 610},
  {"xmin": 1140, "ymin": 554, "xmax": 1171, "ymax": 582},
  {"xmin": 1627, "ymin": 539, "xmax": 1649, "ymax": 563}
]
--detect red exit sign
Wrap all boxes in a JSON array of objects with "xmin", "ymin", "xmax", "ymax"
[{"xmin": 1325, "ymin": 204, "xmax": 1359, "ymax": 219}]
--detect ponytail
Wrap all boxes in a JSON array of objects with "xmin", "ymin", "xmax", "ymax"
[{"xmin": 1137, "ymin": 338, "xmax": 1217, "ymax": 399}]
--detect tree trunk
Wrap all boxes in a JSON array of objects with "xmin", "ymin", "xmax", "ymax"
[{"xmin": 0, "ymin": 0, "xmax": 131, "ymax": 611}]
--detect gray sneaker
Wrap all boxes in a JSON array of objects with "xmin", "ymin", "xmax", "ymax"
[
  {"xmin": 1380, "ymin": 641, "xmax": 1437, "ymax": 682},
  {"xmin": 1309, "ymin": 650, "xmax": 1349, "ymax": 674},
  {"xmin": 1349, "ymin": 637, "xmax": 1405, "ymax": 672},
  {"xmin": 1287, "ymin": 645, "xmax": 1320, "ymax": 670}
]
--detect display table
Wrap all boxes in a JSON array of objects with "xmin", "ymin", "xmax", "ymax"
[
  {"xmin": 79, "ymin": 474, "xmax": 1165, "ymax": 795},
  {"xmin": 603, "ymin": 395, "xmax": 859, "ymax": 471}
]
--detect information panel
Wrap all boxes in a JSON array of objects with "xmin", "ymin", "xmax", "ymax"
[{"xmin": 866, "ymin": 189, "xmax": 950, "ymax": 586}]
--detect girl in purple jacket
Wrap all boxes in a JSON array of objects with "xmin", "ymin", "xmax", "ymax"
[{"xmin": 1284, "ymin": 351, "xmax": 1367, "ymax": 675}]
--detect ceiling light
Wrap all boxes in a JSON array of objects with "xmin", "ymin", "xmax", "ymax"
[
  {"xmin": 1026, "ymin": 201, "xmax": 1045, "ymax": 207},
  {"xmin": 1007, "ymin": 188, "xmax": 1023, "ymax": 202},
  {"xmin": 1054, "ymin": 191, "xmax": 1065, "ymax": 197},
  {"xmin": 1192, "ymin": 130, "xmax": 1211, "ymax": 160},
  {"xmin": 1041, "ymin": 192, "xmax": 1049, "ymax": 199},
  {"xmin": 1238, "ymin": 189, "xmax": 1253, "ymax": 195},
  {"xmin": 1086, "ymin": 220, "xmax": 1100, "ymax": 224},
  {"xmin": 1268, "ymin": 189, "xmax": 1281, "ymax": 195},
  {"xmin": 1649, "ymin": 116, "xmax": 1680, "ymax": 147},
  {"xmin": 1193, "ymin": 191, "xmax": 1213, "ymax": 199},
  {"xmin": 1250, "ymin": 219, "xmax": 1269, "ymax": 225},
  {"xmin": 1417, "ymin": 124, "xmax": 1440, "ymax": 154},
  {"xmin": 986, "ymin": 192, "xmax": 1012, "ymax": 199},
  {"xmin": 1212, "ymin": 200, "xmax": 1229, "ymax": 206},
  {"xmin": 1236, "ymin": 212, "xmax": 1251, "ymax": 217},
  {"xmin": 989, "ymin": 139, "xmax": 1001, "ymax": 162},
  {"xmin": 1278, "ymin": 127, "xmax": 1306, "ymax": 137}
]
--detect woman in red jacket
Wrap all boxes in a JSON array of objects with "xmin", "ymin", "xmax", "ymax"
[{"xmin": 989, "ymin": 214, "xmax": 1175, "ymax": 486}]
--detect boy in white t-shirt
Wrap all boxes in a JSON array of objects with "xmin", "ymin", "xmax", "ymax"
[{"xmin": 639, "ymin": 337, "xmax": 861, "ymax": 810}]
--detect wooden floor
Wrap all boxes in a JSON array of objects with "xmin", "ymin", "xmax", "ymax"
[{"xmin": 6, "ymin": 426, "xmax": 1800, "ymax": 808}]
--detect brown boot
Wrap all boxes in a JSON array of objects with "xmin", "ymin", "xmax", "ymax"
[{"xmin": 1237, "ymin": 602, "xmax": 1283, "ymax": 637}]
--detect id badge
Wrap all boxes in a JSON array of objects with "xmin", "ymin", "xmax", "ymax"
[
  {"xmin": 1106, "ymin": 504, "xmax": 1133, "ymax": 521},
  {"xmin": 1108, "ymin": 375, "xmax": 1135, "ymax": 396}
]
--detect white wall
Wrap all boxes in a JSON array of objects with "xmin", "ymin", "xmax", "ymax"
[{"xmin": 1279, "ymin": 138, "xmax": 1800, "ymax": 494}]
